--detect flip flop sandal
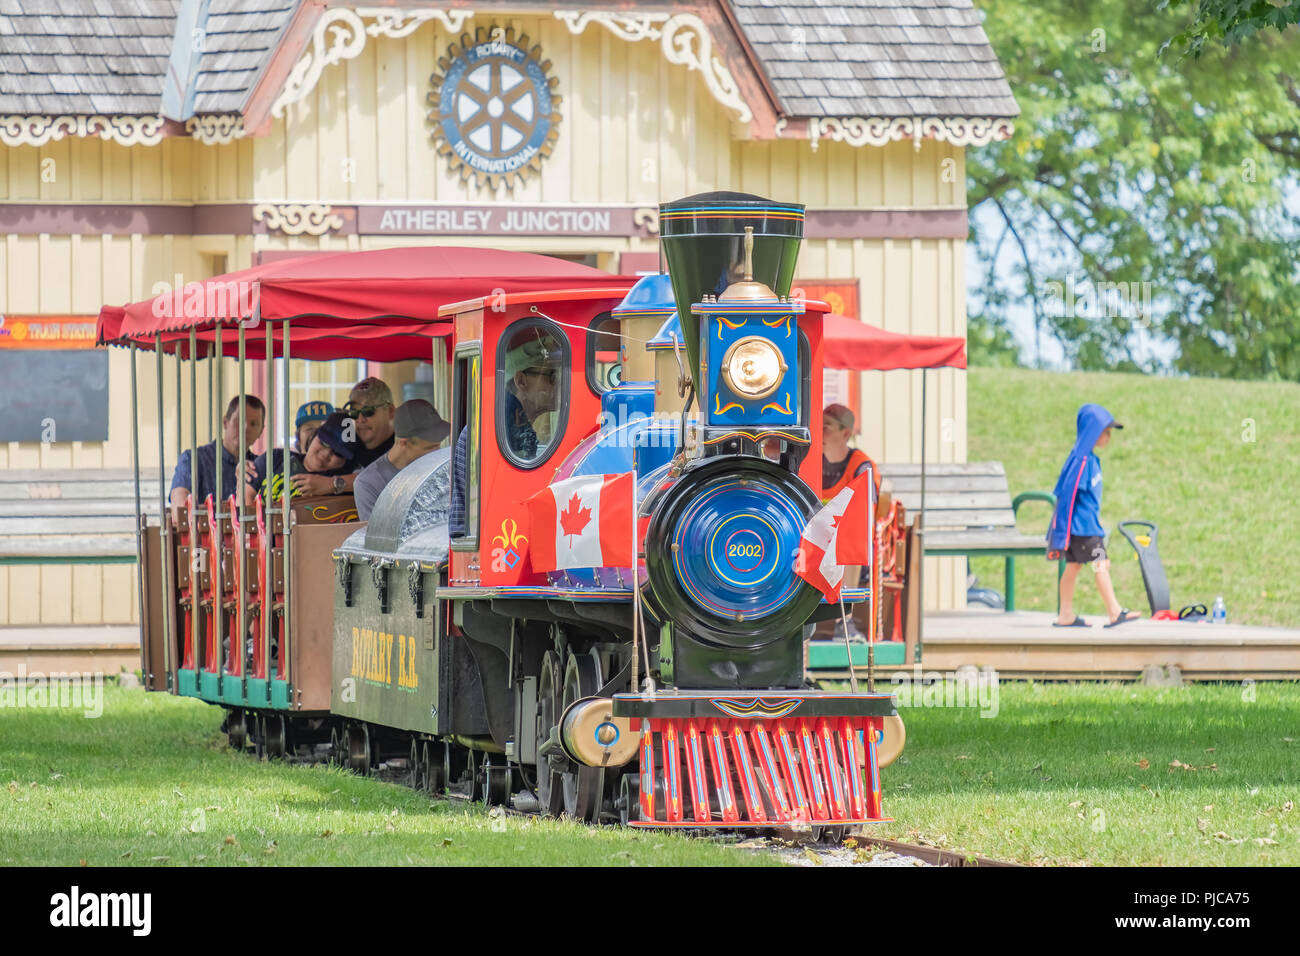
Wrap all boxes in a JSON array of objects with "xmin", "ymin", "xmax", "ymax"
[
  {"xmin": 1105, "ymin": 609, "xmax": 1141, "ymax": 628},
  {"xmin": 1052, "ymin": 616, "xmax": 1091, "ymax": 627}
]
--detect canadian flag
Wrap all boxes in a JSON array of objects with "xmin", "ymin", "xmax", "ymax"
[
  {"xmin": 795, "ymin": 470, "xmax": 873, "ymax": 601},
  {"xmin": 526, "ymin": 473, "xmax": 635, "ymax": 572}
]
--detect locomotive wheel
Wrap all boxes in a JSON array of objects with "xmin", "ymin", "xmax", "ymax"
[
  {"xmin": 424, "ymin": 741, "xmax": 445, "ymax": 794},
  {"xmin": 560, "ymin": 648, "xmax": 604, "ymax": 822},
  {"xmin": 813, "ymin": 825, "xmax": 849, "ymax": 845},
  {"xmin": 617, "ymin": 773, "xmax": 641, "ymax": 827},
  {"xmin": 345, "ymin": 723, "xmax": 371, "ymax": 775},
  {"xmin": 226, "ymin": 709, "xmax": 248, "ymax": 751},
  {"xmin": 534, "ymin": 649, "xmax": 565, "ymax": 816},
  {"xmin": 482, "ymin": 757, "xmax": 511, "ymax": 806},
  {"xmin": 409, "ymin": 738, "xmax": 424, "ymax": 789},
  {"xmin": 463, "ymin": 749, "xmax": 482, "ymax": 802},
  {"xmin": 253, "ymin": 715, "xmax": 267, "ymax": 761},
  {"xmin": 265, "ymin": 714, "xmax": 286, "ymax": 759}
]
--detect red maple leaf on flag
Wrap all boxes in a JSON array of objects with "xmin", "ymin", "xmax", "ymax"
[{"xmin": 559, "ymin": 493, "xmax": 592, "ymax": 545}]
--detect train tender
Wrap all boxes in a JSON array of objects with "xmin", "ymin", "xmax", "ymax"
[{"xmin": 332, "ymin": 190, "xmax": 902, "ymax": 827}]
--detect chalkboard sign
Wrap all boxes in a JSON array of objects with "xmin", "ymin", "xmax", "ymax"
[{"xmin": 0, "ymin": 350, "xmax": 110, "ymax": 442}]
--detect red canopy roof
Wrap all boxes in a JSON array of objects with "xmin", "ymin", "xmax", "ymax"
[
  {"xmin": 98, "ymin": 246, "xmax": 633, "ymax": 361},
  {"xmin": 822, "ymin": 311, "xmax": 966, "ymax": 371}
]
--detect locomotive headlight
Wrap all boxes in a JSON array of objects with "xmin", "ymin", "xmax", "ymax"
[{"xmin": 721, "ymin": 336, "xmax": 786, "ymax": 401}]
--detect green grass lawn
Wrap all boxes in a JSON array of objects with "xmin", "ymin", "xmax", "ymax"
[
  {"xmin": 4, "ymin": 682, "xmax": 1296, "ymax": 866},
  {"xmin": 0, "ymin": 687, "xmax": 771, "ymax": 867},
  {"xmin": 967, "ymin": 367, "xmax": 1300, "ymax": 626},
  {"xmin": 869, "ymin": 681, "xmax": 1299, "ymax": 865}
]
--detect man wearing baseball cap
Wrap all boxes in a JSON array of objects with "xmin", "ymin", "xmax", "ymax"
[
  {"xmin": 290, "ymin": 376, "xmax": 397, "ymax": 497},
  {"xmin": 345, "ymin": 377, "xmax": 398, "ymax": 468},
  {"xmin": 293, "ymin": 400, "xmax": 334, "ymax": 454},
  {"xmin": 353, "ymin": 399, "xmax": 451, "ymax": 521}
]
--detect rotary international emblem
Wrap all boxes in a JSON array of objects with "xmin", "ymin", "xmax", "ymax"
[{"xmin": 427, "ymin": 27, "xmax": 561, "ymax": 190}]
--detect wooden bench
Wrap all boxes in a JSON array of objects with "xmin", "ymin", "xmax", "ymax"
[
  {"xmin": 0, "ymin": 469, "xmax": 160, "ymax": 565},
  {"xmin": 878, "ymin": 462, "xmax": 1060, "ymax": 611}
]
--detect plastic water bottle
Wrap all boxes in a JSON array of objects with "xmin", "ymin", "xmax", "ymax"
[{"xmin": 1212, "ymin": 596, "xmax": 1226, "ymax": 625}]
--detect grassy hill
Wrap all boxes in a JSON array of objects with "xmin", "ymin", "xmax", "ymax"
[{"xmin": 966, "ymin": 368, "xmax": 1300, "ymax": 627}]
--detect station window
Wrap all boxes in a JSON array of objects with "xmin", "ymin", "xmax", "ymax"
[
  {"xmin": 450, "ymin": 348, "xmax": 481, "ymax": 541},
  {"xmin": 586, "ymin": 312, "xmax": 622, "ymax": 393},
  {"xmin": 496, "ymin": 318, "xmax": 568, "ymax": 469}
]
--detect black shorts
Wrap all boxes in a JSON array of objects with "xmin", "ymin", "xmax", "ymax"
[{"xmin": 1065, "ymin": 535, "xmax": 1106, "ymax": 564}]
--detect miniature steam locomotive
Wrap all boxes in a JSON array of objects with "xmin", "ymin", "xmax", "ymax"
[{"xmin": 140, "ymin": 191, "xmax": 903, "ymax": 829}]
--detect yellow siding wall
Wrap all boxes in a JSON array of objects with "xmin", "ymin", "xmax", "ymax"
[{"xmin": 0, "ymin": 15, "xmax": 970, "ymax": 622}]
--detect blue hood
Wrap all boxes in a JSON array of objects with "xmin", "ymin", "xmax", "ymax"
[{"xmin": 1047, "ymin": 403, "xmax": 1119, "ymax": 549}]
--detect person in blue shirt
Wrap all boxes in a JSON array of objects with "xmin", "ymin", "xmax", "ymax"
[
  {"xmin": 1047, "ymin": 402, "xmax": 1140, "ymax": 628},
  {"xmin": 169, "ymin": 395, "xmax": 264, "ymax": 522}
]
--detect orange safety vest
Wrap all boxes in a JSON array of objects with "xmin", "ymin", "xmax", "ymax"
[{"xmin": 821, "ymin": 448, "xmax": 881, "ymax": 503}]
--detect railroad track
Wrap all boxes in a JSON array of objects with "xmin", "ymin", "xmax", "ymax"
[{"xmin": 358, "ymin": 750, "xmax": 1018, "ymax": 867}]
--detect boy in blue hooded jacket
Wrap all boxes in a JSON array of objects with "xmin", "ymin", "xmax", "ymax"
[{"xmin": 1046, "ymin": 403, "xmax": 1141, "ymax": 628}]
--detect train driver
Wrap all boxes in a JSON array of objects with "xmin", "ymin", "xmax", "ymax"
[{"xmin": 502, "ymin": 333, "xmax": 561, "ymax": 461}]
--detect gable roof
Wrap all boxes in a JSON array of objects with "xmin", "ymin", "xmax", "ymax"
[
  {"xmin": 0, "ymin": 0, "xmax": 1015, "ymax": 124},
  {"xmin": 0, "ymin": 0, "xmax": 294, "ymax": 116},
  {"xmin": 728, "ymin": 0, "xmax": 1017, "ymax": 118}
]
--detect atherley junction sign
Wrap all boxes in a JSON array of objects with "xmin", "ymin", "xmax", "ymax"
[{"xmin": 361, "ymin": 204, "xmax": 657, "ymax": 236}]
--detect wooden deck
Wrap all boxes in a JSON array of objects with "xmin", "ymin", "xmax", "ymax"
[
  {"xmin": 0, "ymin": 626, "xmax": 139, "ymax": 675},
  {"xmin": 7, "ymin": 608, "xmax": 1299, "ymax": 683},
  {"xmin": 812, "ymin": 608, "xmax": 1300, "ymax": 681}
]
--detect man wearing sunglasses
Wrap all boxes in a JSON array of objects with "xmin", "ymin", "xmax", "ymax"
[{"xmin": 290, "ymin": 376, "xmax": 397, "ymax": 496}]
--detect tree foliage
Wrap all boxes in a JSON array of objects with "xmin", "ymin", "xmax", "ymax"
[
  {"xmin": 970, "ymin": 0, "xmax": 1300, "ymax": 380},
  {"xmin": 1159, "ymin": 0, "xmax": 1300, "ymax": 58}
]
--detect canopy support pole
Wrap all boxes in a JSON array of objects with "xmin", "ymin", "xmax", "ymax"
[
  {"xmin": 237, "ymin": 319, "xmax": 248, "ymax": 690},
  {"xmin": 154, "ymin": 334, "xmax": 173, "ymax": 693},
  {"xmin": 282, "ymin": 319, "xmax": 293, "ymax": 691},
  {"xmin": 189, "ymin": 328, "xmax": 199, "ymax": 686},
  {"xmin": 129, "ymin": 343, "xmax": 147, "ymax": 684},
  {"xmin": 917, "ymin": 369, "xmax": 927, "ymax": 663},
  {"xmin": 214, "ymin": 323, "xmax": 225, "ymax": 681},
  {"xmin": 263, "ymin": 321, "xmax": 274, "ymax": 689}
]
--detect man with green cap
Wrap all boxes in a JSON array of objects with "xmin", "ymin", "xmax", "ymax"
[{"xmin": 502, "ymin": 335, "xmax": 560, "ymax": 461}]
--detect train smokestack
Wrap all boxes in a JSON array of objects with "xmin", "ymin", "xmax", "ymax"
[{"xmin": 658, "ymin": 191, "xmax": 804, "ymax": 374}]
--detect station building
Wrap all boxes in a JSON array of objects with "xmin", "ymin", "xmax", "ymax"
[{"xmin": 0, "ymin": 0, "xmax": 1016, "ymax": 630}]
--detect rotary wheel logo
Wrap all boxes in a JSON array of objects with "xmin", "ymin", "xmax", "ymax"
[{"xmin": 427, "ymin": 27, "xmax": 561, "ymax": 190}]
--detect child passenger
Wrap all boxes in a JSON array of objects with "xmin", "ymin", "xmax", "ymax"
[{"xmin": 1047, "ymin": 403, "xmax": 1142, "ymax": 628}]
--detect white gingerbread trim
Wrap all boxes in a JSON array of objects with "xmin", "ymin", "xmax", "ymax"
[
  {"xmin": 272, "ymin": 7, "xmax": 474, "ymax": 118},
  {"xmin": 785, "ymin": 116, "xmax": 1015, "ymax": 150},
  {"xmin": 186, "ymin": 114, "xmax": 245, "ymax": 145},
  {"xmin": 0, "ymin": 114, "xmax": 165, "ymax": 147},
  {"xmin": 554, "ymin": 11, "xmax": 753, "ymax": 124},
  {"xmin": 253, "ymin": 202, "xmax": 344, "ymax": 236}
]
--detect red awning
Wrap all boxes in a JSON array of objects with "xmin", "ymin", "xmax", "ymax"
[
  {"xmin": 98, "ymin": 246, "xmax": 633, "ymax": 361},
  {"xmin": 822, "ymin": 311, "xmax": 966, "ymax": 371}
]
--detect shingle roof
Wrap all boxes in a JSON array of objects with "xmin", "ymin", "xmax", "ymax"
[
  {"xmin": 193, "ymin": 1, "xmax": 296, "ymax": 113},
  {"xmin": 0, "ymin": 0, "xmax": 177, "ymax": 115},
  {"xmin": 0, "ymin": 0, "xmax": 295, "ymax": 116},
  {"xmin": 0, "ymin": 1, "xmax": 1015, "ymax": 121},
  {"xmin": 729, "ymin": 0, "xmax": 1018, "ymax": 117}
]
